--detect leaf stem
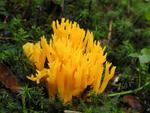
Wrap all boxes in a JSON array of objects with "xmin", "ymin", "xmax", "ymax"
[{"xmin": 108, "ymin": 82, "xmax": 149, "ymax": 97}]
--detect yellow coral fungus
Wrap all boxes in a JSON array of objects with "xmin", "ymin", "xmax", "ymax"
[{"xmin": 23, "ymin": 18, "xmax": 116, "ymax": 103}]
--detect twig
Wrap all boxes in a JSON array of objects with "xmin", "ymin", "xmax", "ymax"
[
  {"xmin": 61, "ymin": 0, "xmax": 64, "ymax": 16},
  {"xmin": 4, "ymin": 16, "xmax": 8, "ymax": 23},
  {"xmin": 107, "ymin": 19, "xmax": 112, "ymax": 40},
  {"xmin": 0, "ymin": 37, "xmax": 15, "ymax": 42},
  {"xmin": 22, "ymin": 0, "xmax": 32, "ymax": 19}
]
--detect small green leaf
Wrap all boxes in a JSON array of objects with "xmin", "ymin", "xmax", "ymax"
[
  {"xmin": 139, "ymin": 54, "xmax": 150, "ymax": 63},
  {"xmin": 129, "ymin": 53, "xmax": 140, "ymax": 58},
  {"xmin": 129, "ymin": 48, "xmax": 150, "ymax": 63},
  {"xmin": 143, "ymin": 28, "xmax": 150, "ymax": 38},
  {"xmin": 55, "ymin": 0, "xmax": 63, "ymax": 5},
  {"xmin": 139, "ymin": 48, "xmax": 150, "ymax": 63},
  {"xmin": 141, "ymin": 48, "xmax": 150, "ymax": 55},
  {"xmin": 145, "ymin": 11, "xmax": 150, "ymax": 21}
]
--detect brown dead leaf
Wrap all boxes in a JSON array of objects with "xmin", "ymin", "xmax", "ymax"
[
  {"xmin": 123, "ymin": 95, "xmax": 142, "ymax": 111},
  {"xmin": 0, "ymin": 63, "xmax": 22, "ymax": 93}
]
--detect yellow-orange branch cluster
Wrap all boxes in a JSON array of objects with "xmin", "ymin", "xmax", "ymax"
[{"xmin": 23, "ymin": 18, "xmax": 116, "ymax": 103}]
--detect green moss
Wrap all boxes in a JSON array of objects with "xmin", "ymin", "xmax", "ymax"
[{"xmin": 0, "ymin": 0, "xmax": 150, "ymax": 112}]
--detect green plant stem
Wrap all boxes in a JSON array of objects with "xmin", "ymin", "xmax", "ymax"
[
  {"xmin": 138, "ymin": 73, "xmax": 141, "ymax": 87},
  {"xmin": 108, "ymin": 82, "xmax": 149, "ymax": 97},
  {"xmin": 22, "ymin": 95, "xmax": 28, "ymax": 113}
]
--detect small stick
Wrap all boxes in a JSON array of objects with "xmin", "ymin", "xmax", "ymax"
[{"xmin": 107, "ymin": 19, "xmax": 113, "ymax": 40}]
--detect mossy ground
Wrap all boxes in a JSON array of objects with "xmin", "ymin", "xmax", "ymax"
[{"xmin": 0, "ymin": 0, "xmax": 150, "ymax": 113}]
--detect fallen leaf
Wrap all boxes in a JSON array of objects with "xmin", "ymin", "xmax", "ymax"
[
  {"xmin": 0, "ymin": 63, "xmax": 22, "ymax": 93},
  {"xmin": 123, "ymin": 95, "xmax": 142, "ymax": 111}
]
